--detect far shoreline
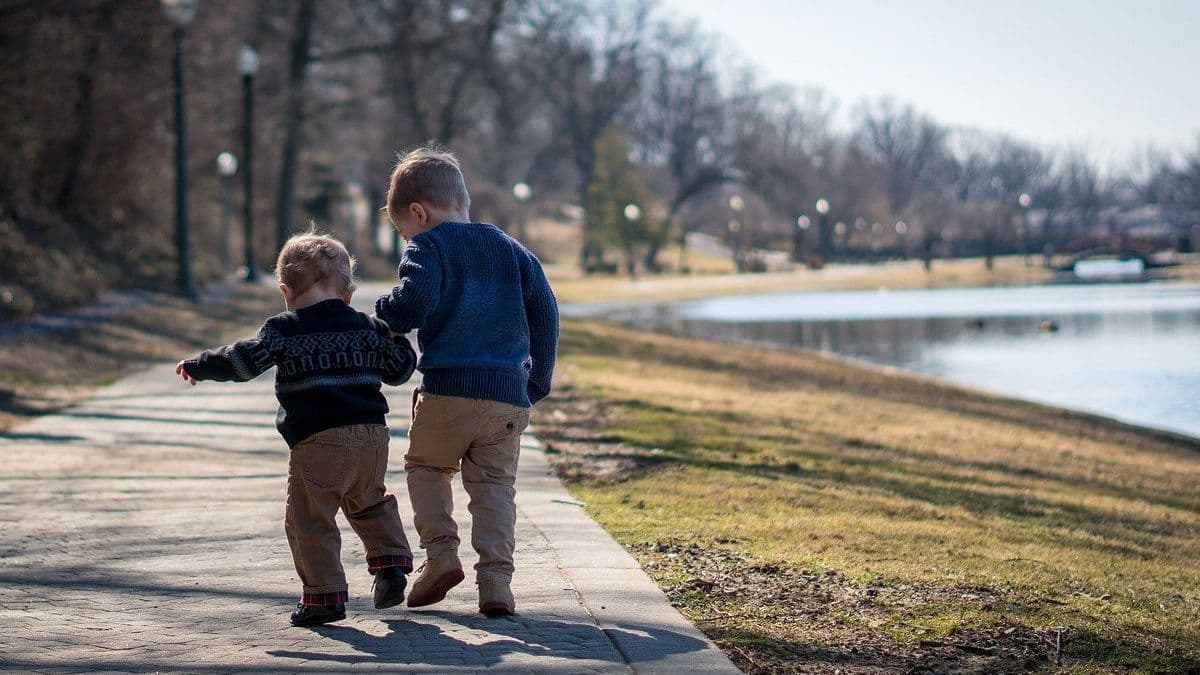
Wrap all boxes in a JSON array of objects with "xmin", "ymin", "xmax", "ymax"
[{"xmin": 546, "ymin": 254, "xmax": 1200, "ymax": 306}]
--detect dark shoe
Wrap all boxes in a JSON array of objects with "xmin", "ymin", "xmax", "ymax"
[
  {"xmin": 373, "ymin": 566, "xmax": 408, "ymax": 609},
  {"xmin": 290, "ymin": 602, "xmax": 346, "ymax": 627}
]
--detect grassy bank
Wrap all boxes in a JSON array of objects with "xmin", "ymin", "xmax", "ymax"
[
  {"xmin": 534, "ymin": 319, "xmax": 1200, "ymax": 673},
  {"xmin": 0, "ymin": 284, "xmax": 279, "ymax": 432}
]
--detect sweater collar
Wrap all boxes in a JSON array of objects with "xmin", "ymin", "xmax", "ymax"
[{"xmin": 295, "ymin": 298, "xmax": 349, "ymax": 314}]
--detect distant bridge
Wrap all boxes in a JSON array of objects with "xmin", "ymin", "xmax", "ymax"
[{"xmin": 1051, "ymin": 235, "xmax": 1176, "ymax": 279}]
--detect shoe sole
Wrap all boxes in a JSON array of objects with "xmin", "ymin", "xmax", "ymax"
[
  {"xmin": 291, "ymin": 611, "xmax": 346, "ymax": 627},
  {"xmin": 406, "ymin": 569, "xmax": 465, "ymax": 608},
  {"xmin": 480, "ymin": 602, "xmax": 515, "ymax": 617}
]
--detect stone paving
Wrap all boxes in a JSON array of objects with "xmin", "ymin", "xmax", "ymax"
[{"xmin": 0, "ymin": 321, "xmax": 738, "ymax": 673}]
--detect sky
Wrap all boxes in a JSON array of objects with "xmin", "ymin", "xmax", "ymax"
[{"xmin": 659, "ymin": 0, "xmax": 1199, "ymax": 164}]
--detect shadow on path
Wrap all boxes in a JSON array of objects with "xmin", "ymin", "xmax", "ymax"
[{"xmin": 266, "ymin": 611, "xmax": 708, "ymax": 669}]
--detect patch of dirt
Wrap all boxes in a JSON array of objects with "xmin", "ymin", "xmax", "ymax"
[
  {"xmin": 533, "ymin": 380, "xmax": 666, "ymax": 484},
  {"xmin": 637, "ymin": 541, "xmax": 1063, "ymax": 674}
]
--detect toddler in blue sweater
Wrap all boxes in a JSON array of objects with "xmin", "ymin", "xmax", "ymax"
[{"xmin": 375, "ymin": 145, "xmax": 559, "ymax": 616}]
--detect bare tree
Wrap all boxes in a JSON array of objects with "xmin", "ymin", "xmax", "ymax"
[
  {"xmin": 732, "ymin": 81, "xmax": 837, "ymax": 261},
  {"xmin": 627, "ymin": 19, "xmax": 733, "ymax": 271},
  {"xmin": 1060, "ymin": 148, "xmax": 1102, "ymax": 241},
  {"xmin": 525, "ymin": 0, "xmax": 650, "ymax": 270},
  {"xmin": 855, "ymin": 98, "xmax": 949, "ymax": 219}
]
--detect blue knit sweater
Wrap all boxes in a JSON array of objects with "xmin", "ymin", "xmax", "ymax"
[{"xmin": 375, "ymin": 221, "xmax": 559, "ymax": 408}]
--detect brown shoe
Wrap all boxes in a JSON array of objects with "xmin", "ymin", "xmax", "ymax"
[
  {"xmin": 478, "ymin": 573, "xmax": 515, "ymax": 617},
  {"xmin": 406, "ymin": 551, "xmax": 465, "ymax": 608}
]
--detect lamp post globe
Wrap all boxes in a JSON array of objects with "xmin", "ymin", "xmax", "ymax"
[
  {"xmin": 512, "ymin": 182, "xmax": 532, "ymax": 202},
  {"xmin": 239, "ymin": 45, "xmax": 259, "ymax": 76},
  {"xmin": 216, "ymin": 152, "xmax": 238, "ymax": 177},
  {"xmin": 623, "ymin": 203, "xmax": 641, "ymax": 222}
]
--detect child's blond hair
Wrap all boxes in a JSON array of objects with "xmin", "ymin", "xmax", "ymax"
[
  {"xmin": 275, "ymin": 231, "xmax": 357, "ymax": 296},
  {"xmin": 385, "ymin": 144, "xmax": 471, "ymax": 226}
]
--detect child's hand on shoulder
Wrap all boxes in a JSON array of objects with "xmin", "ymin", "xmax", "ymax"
[{"xmin": 175, "ymin": 361, "xmax": 197, "ymax": 385}]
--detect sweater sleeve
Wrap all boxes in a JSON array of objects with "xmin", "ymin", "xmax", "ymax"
[
  {"xmin": 182, "ymin": 321, "xmax": 283, "ymax": 382},
  {"xmin": 371, "ymin": 318, "xmax": 418, "ymax": 386},
  {"xmin": 522, "ymin": 254, "xmax": 559, "ymax": 406},
  {"xmin": 375, "ymin": 238, "xmax": 443, "ymax": 334}
]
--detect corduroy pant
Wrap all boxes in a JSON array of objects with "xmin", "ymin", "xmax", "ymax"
[
  {"xmin": 285, "ymin": 424, "xmax": 413, "ymax": 605},
  {"xmin": 405, "ymin": 392, "xmax": 530, "ymax": 579}
]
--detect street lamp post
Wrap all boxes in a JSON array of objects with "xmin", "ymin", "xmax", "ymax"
[
  {"xmin": 895, "ymin": 220, "xmax": 909, "ymax": 259},
  {"xmin": 239, "ymin": 45, "xmax": 260, "ymax": 282},
  {"xmin": 795, "ymin": 215, "xmax": 810, "ymax": 265},
  {"xmin": 834, "ymin": 221, "xmax": 847, "ymax": 257},
  {"xmin": 871, "ymin": 221, "xmax": 884, "ymax": 262},
  {"xmin": 728, "ymin": 195, "xmax": 745, "ymax": 271},
  {"xmin": 815, "ymin": 198, "xmax": 830, "ymax": 262},
  {"xmin": 216, "ymin": 152, "xmax": 238, "ymax": 272},
  {"xmin": 512, "ymin": 182, "xmax": 532, "ymax": 242},
  {"xmin": 161, "ymin": 0, "xmax": 198, "ymax": 299},
  {"xmin": 622, "ymin": 203, "xmax": 641, "ymax": 278},
  {"xmin": 1018, "ymin": 192, "xmax": 1032, "ymax": 267}
]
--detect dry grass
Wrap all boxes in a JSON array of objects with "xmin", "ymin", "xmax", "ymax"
[
  {"xmin": 0, "ymin": 284, "xmax": 280, "ymax": 431},
  {"xmin": 535, "ymin": 319, "xmax": 1200, "ymax": 673}
]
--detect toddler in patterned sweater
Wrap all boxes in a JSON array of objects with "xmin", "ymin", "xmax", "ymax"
[{"xmin": 176, "ymin": 232, "xmax": 417, "ymax": 627}]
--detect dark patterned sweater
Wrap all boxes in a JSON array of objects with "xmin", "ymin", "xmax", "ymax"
[
  {"xmin": 182, "ymin": 299, "xmax": 417, "ymax": 447},
  {"xmin": 375, "ymin": 221, "xmax": 559, "ymax": 408}
]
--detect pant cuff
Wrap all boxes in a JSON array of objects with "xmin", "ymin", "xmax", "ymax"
[
  {"xmin": 300, "ymin": 590, "xmax": 348, "ymax": 606},
  {"xmin": 367, "ymin": 554, "xmax": 414, "ymax": 574}
]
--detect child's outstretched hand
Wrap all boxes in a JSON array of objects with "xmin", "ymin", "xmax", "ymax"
[{"xmin": 175, "ymin": 361, "xmax": 197, "ymax": 385}]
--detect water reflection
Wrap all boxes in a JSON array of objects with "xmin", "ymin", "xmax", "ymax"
[{"xmin": 607, "ymin": 283, "xmax": 1200, "ymax": 439}]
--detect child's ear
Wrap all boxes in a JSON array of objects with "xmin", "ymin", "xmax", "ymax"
[
  {"xmin": 279, "ymin": 282, "xmax": 292, "ymax": 299},
  {"xmin": 409, "ymin": 202, "xmax": 426, "ymax": 225}
]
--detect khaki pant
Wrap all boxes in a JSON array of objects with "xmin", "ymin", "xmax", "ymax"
[
  {"xmin": 405, "ymin": 392, "xmax": 530, "ymax": 578},
  {"xmin": 285, "ymin": 424, "xmax": 413, "ymax": 605}
]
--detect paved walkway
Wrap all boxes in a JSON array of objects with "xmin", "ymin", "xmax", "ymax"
[{"xmin": 0, "ymin": 328, "xmax": 738, "ymax": 673}]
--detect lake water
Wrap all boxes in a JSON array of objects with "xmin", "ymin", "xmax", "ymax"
[{"xmin": 595, "ymin": 283, "xmax": 1200, "ymax": 439}]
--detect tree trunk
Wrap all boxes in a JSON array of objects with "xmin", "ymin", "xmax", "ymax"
[{"xmin": 56, "ymin": 2, "xmax": 116, "ymax": 216}]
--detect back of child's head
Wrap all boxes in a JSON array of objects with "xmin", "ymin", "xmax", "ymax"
[
  {"xmin": 275, "ymin": 230, "xmax": 357, "ymax": 296},
  {"xmin": 385, "ymin": 144, "xmax": 471, "ymax": 226}
]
